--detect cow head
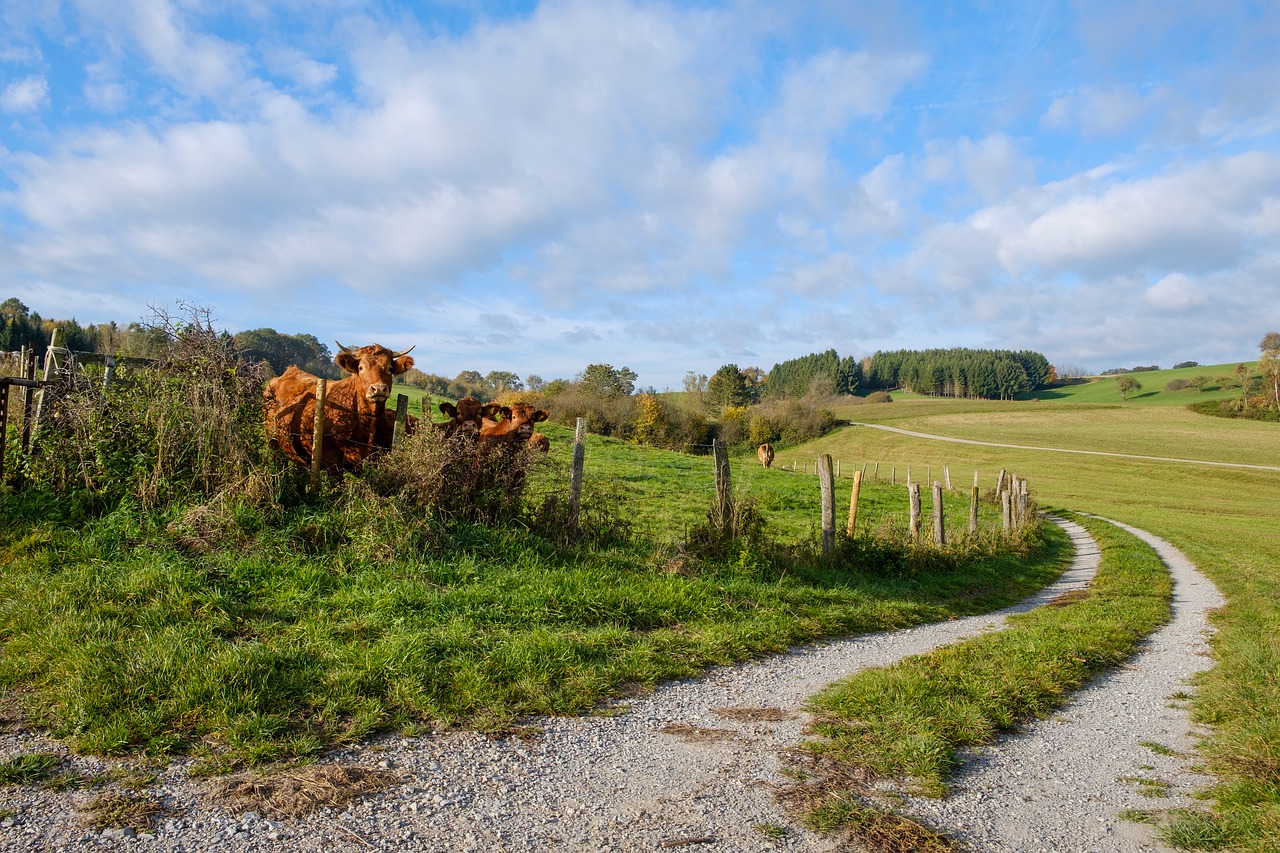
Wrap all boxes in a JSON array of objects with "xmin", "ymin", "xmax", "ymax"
[
  {"xmin": 439, "ymin": 397, "xmax": 500, "ymax": 436},
  {"xmin": 498, "ymin": 402, "xmax": 549, "ymax": 441},
  {"xmin": 335, "ymin": 342, "xmax": 415, "ymax": 404}
]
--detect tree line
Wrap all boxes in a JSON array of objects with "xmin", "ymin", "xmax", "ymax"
[{"xmin": 860, "ymin": 348, "xmax": 1053, "ymax": 400}]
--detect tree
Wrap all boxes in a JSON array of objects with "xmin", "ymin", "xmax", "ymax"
[
  {"xmin": 707, "ymin": 363, "xmax": 749, "ymax": 413},
  {"xmin": 1115, "ymin": 375, "xmax": 1141, "ymax": 400},
  {"xmin": 1259, "ymin": 332, "xmax": 1280, "ymax": 408},
  {"xmin": 485, "ymin": 371, "xmax": 523, "ymax": 395},
  {"xmin": 578, "ymin": 363, "xmax": 636, "ymax": 398},
  {"xmin": 526, "ymin": 374, "xmax": 547, "ymax": 393}
]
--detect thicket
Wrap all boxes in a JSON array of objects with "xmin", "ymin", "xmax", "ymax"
[{"xmin": 765, "ymin": 349, "xmax": 860, "ymax": 399}]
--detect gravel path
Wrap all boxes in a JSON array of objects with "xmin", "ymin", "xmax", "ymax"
[{"xmin": 0, "ymin": 517, "xmax": 1221, "ymax": 852}]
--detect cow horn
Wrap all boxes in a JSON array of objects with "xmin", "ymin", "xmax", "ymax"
[
  {"xmin": 392, "ymin": 345, "xmax": 415, "ymax": 359},
  {"xmin": 335, "ymin": 341, "xmax": 353, "ymax": 353}
]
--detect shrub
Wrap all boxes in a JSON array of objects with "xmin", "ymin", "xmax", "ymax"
[
  {"xmin": 1164, "ymin": 379, "xmax": 1192, "ymax": 392},
  {"xmin": 744, "ymin": 398, "xmax": 836, "ymax": 449},
  {"xmin": 24, "ymin": 307, "xmax": 270, "ymax": 510}
]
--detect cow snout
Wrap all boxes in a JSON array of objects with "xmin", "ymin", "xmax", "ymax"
[{"xmin": 367, "ymin": 383, "xmax": 390, "ymax": 402}]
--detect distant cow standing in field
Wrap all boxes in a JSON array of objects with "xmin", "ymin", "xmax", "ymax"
[
  {"xmin": 264, "ymin": 342, "xmax": 415, "ymax": 469},
  {"xmin": 757, "ymin": 443, "xmax": 775, "ymax": 468}
]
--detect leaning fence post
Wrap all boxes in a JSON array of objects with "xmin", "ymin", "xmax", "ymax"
[
  {"xmin": 569, "ymin": 417, "xmax": 587, "ymax": 524},
  {"xmin": 309, "ymin": 378, "xmax": 327, "ymax": 497},
  {"xmin": 846, "ymin": 470, "xmax": 863, "ymax": 538},
  {"xmin": 392, "ymin": 393, "xmax": 409, "ymax": 450},
  {"xmin": 909, "ymin": 482, "xmax": 922, "ymax": 539},
  {"xmin": 819, "ymin": 454, "xmax": 835, "ymax": 557},
  {"xmin": 932, "ymin": 481, "xmax": 945, "ymax": 546},
  {"xmin": 713, "ymin": 438, "xmax": 733, "ymax": 535}
]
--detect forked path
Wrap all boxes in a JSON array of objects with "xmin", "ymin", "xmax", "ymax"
[{"xmin": 0, "ymin": 518, "xmax": 1221, "ymax": 852}]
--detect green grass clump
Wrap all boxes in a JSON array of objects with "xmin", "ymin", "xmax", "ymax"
[
  {"xmin": 0, "ymin": 752, "xmax": 60, "ymax": 785},
  {"xmin": 787, "ymin": 514, "xmax": 1170, "ymax": 842}
]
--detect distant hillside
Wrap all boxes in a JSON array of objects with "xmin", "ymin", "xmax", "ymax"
[{"xmin": 1014, "ymin": 362, "xmax": 1254, "ymax": 406}]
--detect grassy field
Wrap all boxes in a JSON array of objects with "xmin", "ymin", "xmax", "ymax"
[
  {"xmin": 1014, "ymin": 362, "xmax": 1251, "ymax": 405},
  {"xmin": 781, "ymin": 388, "xmax": 1280, "ymax": 851},
  {"xmin": 0, "ymin": 425, "xmax": 1055, "ymax": 774}
]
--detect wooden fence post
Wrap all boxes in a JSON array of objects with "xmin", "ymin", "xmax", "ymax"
[
  {"xmin": 713, "ymin": 438, "xmax": 733, "ymax": 535},
  {"xmin": 847, "ymin": 470, "xmax": 863, "ymax": 538},
  {"xmin": 932, "ymin": 481, "xmax": 945, "ymax": 546},
  {"xmin": 969, "ymin": 486, "xmax": 979, "ymax": 537},
  {"xmin": 1017, "ymin": 479, "xmax": 1030, "ymax": 529},
  {"xmin": 392, "ymin": 393, "xmax": 409, "ymax": 450},
  {"xmin": 0, "ymin": 379, "xmax": 9, "ymax": 483},
  {"xmin": 835, "ymin": 459, "xmax": 841, "ymax": 478},
  {"xmin": 819, "ymin": 454, "xmax": 835, "ymax": 557},
  {"xmin": 1001, "ymin": 490, "xmax": 1012, "ymax": 532},
  {"xmin": 996, "ymin": 468, "xmax": 1007, "ymax": 495},
  {"xmin": 873, "ymin": 462, "xmax": 878, "ymax": 481},
  {"xmin": 909, "ymin": 482, "xmax": 922, "ymax": 539},
  {"xmin": 21, "ymin": 347, "xmax": 36, "ymax": 452},
  {"xmin": 569, "ymin": 417, "xmax": 587, "ymax": 524},
  {"xmin": 309, "ymin": 378, "xmax": 327, "ymax": 497},
  {"xmin": 944, "ymin": 465, "xmax": 951, "ymax": 490}
]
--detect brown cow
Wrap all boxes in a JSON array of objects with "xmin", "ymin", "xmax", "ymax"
[
  {"xmin": 264, "ymin": 342, "xmax": 415, "ymax": 469},
  {"xmin": 757, "ymin": 442, "xmax": 775, "ymax": 468},
  {"xmin": 480, "ymin": 402, "xmax": 550, "ymax": 447},
  {"xmin": 436, "ymin": 397, "xmax": 501, "ymax": 439}
]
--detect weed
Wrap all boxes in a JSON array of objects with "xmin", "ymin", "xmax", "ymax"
[
  {"xmin": 0, "ymin": 752, "xmax": 60, "ymax": 785},
  {"xmin": 82, "ymin": 791, "xmax": 163, "ymax": 831}
]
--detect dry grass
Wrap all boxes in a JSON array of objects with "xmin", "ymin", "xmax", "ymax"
[
  {"xmin": 712, "ymin": 706, "xmax": 796, "ymax": 722},
  {"xmin": 659, "ymin": 723, "xmax": 738, "ymax": 744},
  {"xmin": 82, "ymin": 791, "xmax": 165, "ymax": 831},
  {"xmin": 210, "ymin": 764, "xmax": 399, "ymax": 820}
]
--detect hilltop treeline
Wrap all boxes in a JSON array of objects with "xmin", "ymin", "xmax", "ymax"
[
  {"xmin": 765, "ymin": 349, "xmax": 861, "ymax": 398},
  {"xmin": 861, "ymin": 348, "xmax": 1053, "ymax": 400}
]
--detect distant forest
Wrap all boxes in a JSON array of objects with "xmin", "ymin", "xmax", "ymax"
[{"xmin": 4, "ymin": 296, "xmax": 1053, "ymax": 402}]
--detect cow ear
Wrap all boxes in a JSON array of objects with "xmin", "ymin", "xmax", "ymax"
[
  {"xmin": 393, "ymin": 355, "xmax": 414, "ymax": 375},
  {"xmin": 498, "ymin": 406, "xmax": 513, "ymax": 421},
  {"xmin": 480, "ymin": 403, "xmax": 501, "ymax": 418},
  {"xmin": 335, "ymin": 352, "xmax": 360, "ymax": 374},
  {"xmin": 532, "ymin": 409, "xmax": 549, "ymax": 423},
  {"xmin": 440, "ymin": 402, "xmax": 457, "ymax": 418}
]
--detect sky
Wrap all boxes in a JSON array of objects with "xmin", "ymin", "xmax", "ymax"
[{"xmin": 3, "ymin": 1, "xmax": 1279, "ymax": 390}]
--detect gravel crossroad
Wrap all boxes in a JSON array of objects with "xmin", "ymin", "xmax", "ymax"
[{"xmin": 0, "ymin": 516, "xmax": 1221, "ymax": 852}]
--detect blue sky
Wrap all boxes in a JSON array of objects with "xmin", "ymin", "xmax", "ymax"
[{"xmin": 3, "ymin": 1, "xmax": 1278, "ymax": 389}]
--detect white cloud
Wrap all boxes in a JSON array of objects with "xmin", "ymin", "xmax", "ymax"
[
  {"xmin": 1, "ymin": 75, "xmax": 48, "ymax": 113},
  {"xmin": 1144, "ymin": 272, "xmax": 1208, "ymax": 310}
]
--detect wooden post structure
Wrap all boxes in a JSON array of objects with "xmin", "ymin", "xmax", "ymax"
[
  {"xmin": 309, "ymin": 378, "xmax": 327, "ymax": 497},
  {"xmin": 996, "ymin": 468, "xmax": 1007, "ymax": 496},
  {"xmin": 103, "ymin": 355, "xmax": 117, "ymax": 389},
  {"xmin": 1001, "ymin": 490, "xmax": 1012, "ymax": 532},
  {"xmin": 969, "ymin": 486, "xmax": 980, "ymax": 537},
  {"xmin": 932, "ymin": 481, "xmax": 945, "ymax": 546},
  {"xmin": 713, "ymin": 438, "xmax": 733, "ymax": 535},
  {"xmin": 944, "ymin": 465, "xmax": 951, "ymax": 490},
  {"xmin": 0, "ymin": 379, "xmax": 8, "ymax": 483},
  {"xmin": 873, "ymin": 462, "xmax": 878, "ymax": 481},
  {"xmin": 835, "ymin": 459, "xmax": 841, "ymax": 478},
  {"xmin": 818, "ymin": 454, "xmax": 835, "ymax": 557},
  {"xmin": 29, "ymin": 330, "xmax": 60, "ymax": 449},
  {"xmin": 1017, "ymin": 479, "xmax": 1030, "ymax": 529},
  {"xmin": 569, "ymin": 417, "xmax": 587, "ymax": 524},
  {"xmin": 846, "ymin": 470, "xmax": 863, "ymax": 538},
  {"xmin": 392, "ymin": 393, "xmax": 410, "ymax": 450},
  {"xmin": 909, "ymin": 482, "xmax": 922, "ymax": 539},
  {"xmin": 21, "ymin": 347, "xmax": 36, "ymax": 452}
]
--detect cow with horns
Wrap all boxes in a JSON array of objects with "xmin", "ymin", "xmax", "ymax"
[{"xmin": 264, "ymin": 342, "xmax": 415, "ymax": 469}]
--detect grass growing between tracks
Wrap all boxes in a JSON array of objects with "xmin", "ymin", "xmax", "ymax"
[{"xmin": 787, "ymin": 514, "xmax": 1171, "ymax": 850}]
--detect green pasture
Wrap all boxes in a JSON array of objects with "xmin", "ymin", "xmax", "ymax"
[
  {"xmin": 0, "ymin": 423, "xmax": 1052, "ymax": 774},
  {"xmin": 1014, "ymin": 362, "xmax": 1253, "ymax": 406},
  {"xmin": 783, "ymin": 392, "xmax": 1280, "ymax": 851}
]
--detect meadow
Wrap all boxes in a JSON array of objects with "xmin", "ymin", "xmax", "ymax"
[{"xmin": 775, "ymin": 371, "xmax": 1280, "ymax": 851}]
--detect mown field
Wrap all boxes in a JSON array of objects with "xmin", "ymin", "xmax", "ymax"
[{"xmin": 777, "ymin": 383, "xmax": 1280, "ymax": 851}]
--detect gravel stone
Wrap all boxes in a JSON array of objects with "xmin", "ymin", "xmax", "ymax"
[{"xmin": 0, "ymin": 517, "xmax": 1220, "ymax": 852}]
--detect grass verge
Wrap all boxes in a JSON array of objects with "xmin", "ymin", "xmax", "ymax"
[{"xmin": 783, "ymin": 513, "xmax": 1171, "ymax": 849}]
